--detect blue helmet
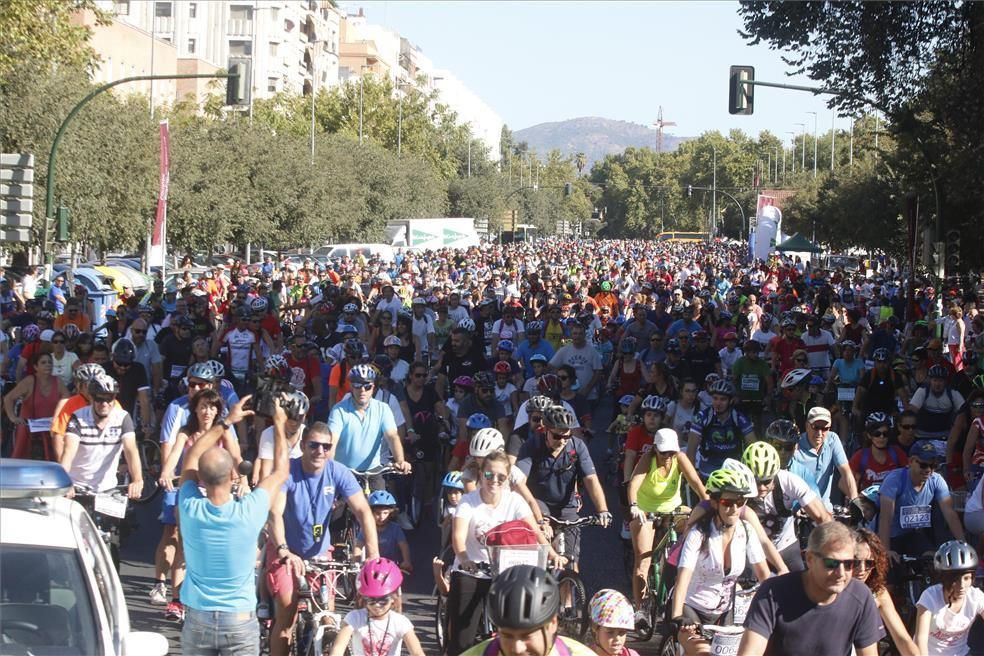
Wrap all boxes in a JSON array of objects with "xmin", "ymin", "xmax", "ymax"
[
  {"xmin": 367, "ymin": 490, "xmax": 397, "ymax": 507},
  {"xmin": 466, "ymin": 413, "xmax": 493, "ymax": 429},
  {"xmin": 441, "ymin": 471, "xmax": 465, "ymax": 491}
]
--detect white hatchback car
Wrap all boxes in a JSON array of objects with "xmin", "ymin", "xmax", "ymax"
[{"xmin": 0, "ymin": 460, "xmax": 168, "ymax": 656}]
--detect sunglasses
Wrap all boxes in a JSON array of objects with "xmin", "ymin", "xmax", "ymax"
[
  {"xmin": 529, "ymin": 415, "xmax": 545, "ymax": 423},
  {"xmin": 188, "ymin": 380, "xmax": 209, "ymax": 389},
  {"xmin": 307, "ymin": 441, "xmax": 334, "ymax": 452},
  {"xmin": 93, "ymin": 395, "xmax": 115, "ymax": 404},
  {"xmin": 132, "ymin": 329, "xmax": 147, "ymax": 334},
  {"xmin": 913, "ymin": 460, "xmax": 939, "ymax": 471},
  {"xmin": 810, "ymin": 423, "xmax": 831, "ymax": 432},
  {"xmin": 482, "ymin": 471, "xmax": 508, "ymax": 483},
  {"xmin": 972, "ymin": 403, "xmax": 984, "ymax": 409},
  {"xmin": 351, "ymin": 383, "xmax": 374, "ymax": 391},
  {"xmin": 795, "ymin": 358, "xmax": 808, "ymax": 363},
  {"xmin": 814, "ymin": 553, "xmax": 855, "ymax": 571},
  {"xmin": 557, "ymin": 375, "xmax": 570, "ymax": 381},
  {"xmin": 478, "ymin": 387, "xmax": 494, "ymax": 393},
  {"xmin": 412, "ymin": 373, "xmax": 427, "ymax": 379},
  {"xmin": 899, "ymin": 423, "xmax": 916, "ymax": 430},
  {"xmin": 365, "ymin": 594, "xmax": 394, "ymax": 606},
  {"xmin": 114, "ymin": 360, "xmax": 131, "ymax": 368},
  {"xmin": 717, "ymin": 497, "xmax": 747, "ymax": 508},
  {"xmin": 870, "ymin": 430, "xmax": 889, "ymax": 437},
  {"xmin": 853, "ymin": 559, "xmax": 876, "ymax": 571},
  {"xmin": 549, "ymin": 431, "xmax": 572, "ymax": 440}
]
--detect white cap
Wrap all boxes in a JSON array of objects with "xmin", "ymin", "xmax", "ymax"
[
  {"xmin": 40, "ymin": 329, "xmax": 55, "ymax": 342},
  {"xmin": 653, "ymin": 428, "xmax": 679, "ymax": 453}
]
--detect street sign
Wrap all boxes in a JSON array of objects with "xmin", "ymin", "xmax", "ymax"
[{"xmin": 1, "ymin": 153, "xmax": 35, "ymax": 243}]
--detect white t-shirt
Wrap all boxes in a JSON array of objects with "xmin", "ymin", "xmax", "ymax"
[
  {"xmin": 258, "ymin": 425, "xmax": 305, "ymax": 461},
  {"xmin": 390, "ymin": 360, "xmax": 409, "ymax": 385},
  {"xmin": 51, "ymin": 350, "xmax": 79, "ymax": 387},
  {"xmin": 678, "ymin": 519, "xmax": 764, "ymax": 614},
  {"xmin": 751, "ymin": 470, "xmax": 817, "ymax": 550},
  {"xmin": 801, "ymin": 330, "xmax": 836, "ymax": 369},
  {"xmin": 671, "ymin": 402, "xmax": 699, "ymax": 436},
  {"xmin": 342, "ymin": 608, "xmax": 414, "ymax": 656},
  {"xmin": 491, "ymin": 318, "xmax": 525, "ymax": 340},
  {"xmin": 917, "ymin": 585, "xmax": 984, "ymax": 656},
  {"xmin": 375, "ymin": 296, "xmax": 404, "ymax": 325},
  {"xmin": 411, "ymin": 313, "xmax": 435, "ymax": 349},
  {"xmin": 451, "ymin": 489, "xmax": 532, "ymax": 573},
  {"xmin": 550, "ymin": 344, "xmax": 603, "ymax": 400},
  {"xmin": 494, "ymin": 382, "xmax": 517, "ymax": 409},
  {"xmin": 222, "ymin": 328, "xmax": 256, "ymax": 372},
  {"xmin": 751, "ymin": 329, "xmax": 778, "ymax": 354}
]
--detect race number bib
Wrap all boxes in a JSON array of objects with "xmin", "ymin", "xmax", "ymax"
[
  {"xmin": 27, "ymin": 417, "xmax": 53, "ymax": 433},
  {"xmin": 740, "ymin": 375, "xmax": 760, "ymax": 392},
  {"xmin": 170, "ymin": 365, "xmax": 187, "ymax": 379},
  {"xmin": 94, "ymin": 493, "xmax": 128, "ymax": 519},
  {"xmin": 837, "ymin": 387, "xmax": 856, "ymax": 402},
  {"xmin": 899, "ymin": 504, "xmax": 932, "ymax": 530}
]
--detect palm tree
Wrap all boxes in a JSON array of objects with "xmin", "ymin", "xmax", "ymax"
[{"xmin": 574, "ymin": 152, "xmax": 587, "ymax": 177}]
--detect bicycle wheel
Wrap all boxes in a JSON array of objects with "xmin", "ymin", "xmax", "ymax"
[
  {"xmin": 320, "ymin": 628, "xmax": 351, "ymax": 656},
  {"xmin": 131, "ymin": 439, "xmax": 162, "ymax": 504},
  {"xmin": 435, "ymin": 592, "xmax": 448, "ymax": 651},
  {"xmin": 292, "ymin": 613, "xmax": 310, "ymax": 656},
  {"xmin": 657, "ymin": 632, "xmax": 682, "ymax": 656},
  {"xmin": 634, "ymin": 561, "xmax": 660, "ymax": 642},
  {"xmin": 556, "ymin": 570, "xmax": 588, "ymax": 640}
]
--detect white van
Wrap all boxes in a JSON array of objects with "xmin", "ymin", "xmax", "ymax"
[{"xmin": 316, "ymin": 243, "xmax": 396, "ymax": 263}]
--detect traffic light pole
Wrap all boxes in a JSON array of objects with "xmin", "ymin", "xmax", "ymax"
[
  {"xmin": 42, "ymin": 72, "xmax": 232, "ymax": 269},
  {"xmin": 688, "ymin": 185, "xmax": 747, "ymax": 237}
]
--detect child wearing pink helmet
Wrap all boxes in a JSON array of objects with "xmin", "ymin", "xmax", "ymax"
[{"xmin": 328, "ymin": 557, "xmax": 424, "ymax": 656}]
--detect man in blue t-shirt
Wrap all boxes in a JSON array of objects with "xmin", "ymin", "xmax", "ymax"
[
  {"xmin": 789, "ymin": 407, "xmax": 857, "ymax": 509},
  {"xmin": 514, "ymin": 322, "xmax": 555, "ymax": 379},
  {"xmin": 178, "ymin": 393, "xmax": 289, "ymax": 656},
  {"xmin": 266, "ymin": 421, "xmax": 378, "ymax": 656},
  {"xmin": 878, "ymin": 441, "xmax": 965, "ymax": 563}
]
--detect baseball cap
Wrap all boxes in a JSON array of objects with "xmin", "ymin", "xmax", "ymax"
[
  {"xmin": 911, "ymin": 441, "xmax": 944, "ymax": 463},
  {"xmin": 653, "ymin": 428, "xmax": 680, "ymax": 452},
  {"xmin": 806, "ymin": 407, "xmax": 832, "ymax": 425}
]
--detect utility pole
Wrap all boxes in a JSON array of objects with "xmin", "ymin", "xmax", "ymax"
[
  {"xmin": 397, "ymin": 80, "xmax": 403, "ymax": 158},
  {"xmin": 830, "ymin": 111, "xmax": 835, "ymax": 171},
  {"xmin": 774, "ymin": 145, "xmax": 779, "ymax": 183},
  {"xmin": 813, "ymin": 112, "xmax": 819, "ymax": 176},
  {"xmin": 310, "ymin": 41, "xmax": 318, "ymax": 164},
  {"xmin": 712, "ymin": 146, "xmax": 717, "ymax": 237},
  {"xmin": 849, "ymin": 118, "xmax": 854, "ymax": 167},
  {"xmin": 795, "ymin": 123, "xmax": 806, "ymax": 171}
]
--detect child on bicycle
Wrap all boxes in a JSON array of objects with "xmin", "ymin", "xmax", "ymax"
[
  {"xmin": 915, "ymin": 540, "xmax": 984, "ymax": 656},
  {"xmin": 433, "ymin": 471, "xmax": 464, "ymax": 596},
  {"xmin": 606, "ymin": 394, "xmax": 636, "ymax": 458},
  {"xmin": 588, "ymin": 589, "xmax": 640, "ymax": 656},
  {"xmin": 328, "ymin": 558, "xmax": 425, "ymax": 656},
  {"xmin": 357, "ymin": 491, "xmax": 411, "ymax": 575}
]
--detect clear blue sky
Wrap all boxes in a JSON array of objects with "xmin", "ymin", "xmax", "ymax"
[{"xmin": 341, "ymin": 1, "xmax": 843, "ymax": 146}]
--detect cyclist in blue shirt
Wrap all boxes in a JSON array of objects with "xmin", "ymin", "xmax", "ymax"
[{"xmin": 789, "ymin": 407, "xmax": 857, "ymax": 509}]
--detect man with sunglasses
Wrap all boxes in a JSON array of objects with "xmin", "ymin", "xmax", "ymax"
[
  {"xmin": 159, "ymin": 315, "xmax": 195, "ymax": 396},
  {"xmin": 266, "ymin": 421, "xmax": 378, "ymax": 656},
  {"xmin": 105, "ymin": 338, "xmax": 153, "ymax": 439},
  {"xmin": 127, "ymin": 317, "xmax": 163, "ymax": 399},
  {"xmin": 789, "ymin": 407, "xmax": 857, "ymax": 510},
  {"xmin": 878, "ymin": 441, "xmax": 965, "ymax": 565},
  {"xmin": 516, "ymin": 405, "xmax": 612, "ymax": 569},
  {"xmin": 739, "ymin": 522, "xmax": 882, "ymax": 656}
]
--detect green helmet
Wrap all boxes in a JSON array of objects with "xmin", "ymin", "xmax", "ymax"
[
  {"xmin": 706, "ymin": 468, "xmax": 752, "ymax": 497},
  {"xmin": 601, "ymin": 281, "xmax": 612, "ymax": 292},
  {"xmin": 743, "ymin": 441, "xmax": 781, "ymax": 482}
]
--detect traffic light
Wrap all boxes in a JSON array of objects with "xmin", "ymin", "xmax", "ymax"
[
  {"xmin": 563, "ymin": 182, "xmax": 573, "ymax": 197},
  {"xmin": 686, "ymin": 185, "xmax": 693, "ymax": 198},
  {"xmin": 729, "ymin": 65, "xmax": 754, "ymax": 115},
  {"xmin": 55, "ymin": 206, "xmax": 70, "ymax": 242},
  {"xmin": 945, "ymin": 229, "xmax": 961, "ymax": 273},
  {"xmin": 226, "ymin": 57, "xmax": 252, "ymax": 107}
]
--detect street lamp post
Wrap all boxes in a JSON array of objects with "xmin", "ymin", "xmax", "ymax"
[
  {"xmin": 795, "ymin": 122, "xmax": 806, "ymax": 170},
  {"xmin": 786, "ymin": 131, "xmax": 796, "ymax": 176},
  {"xmin": 310, "ymin": 41, "xmax": 319, "ymax": 164},
  {"xmin": 712, "ymin": 146, "xmax": 717, "ymax": 237},
  {"xmin": 807, "ymin": 111, "xmax": 818, "ymax": 177},
  {"xmin": 358, "ymin": 64, "xmax": 369, "ymax": 146},
  {"xmin": 773, "ymin": 145, "xmax": 779, "ymax": 183},
  {"xmin": 830, "ymin": 111, "xmax": 836, "ymax": 171}
]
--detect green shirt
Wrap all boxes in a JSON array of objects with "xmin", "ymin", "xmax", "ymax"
[{"xmin": 732, "ymin": 356, "xmax": 772, "ymax": 402}]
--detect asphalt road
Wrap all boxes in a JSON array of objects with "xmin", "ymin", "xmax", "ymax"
[{"xmin": 120, "ymin": 399, "xmax": 666, "ymax": 654}]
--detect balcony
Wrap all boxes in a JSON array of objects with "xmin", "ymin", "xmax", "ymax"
[
  {"xmin": 153, "ymin": 16, "xmax": 173, "ymax": 34},
  {"xmin": 227, "ymin": 19, "xmax": 254, "ymax": 36}
]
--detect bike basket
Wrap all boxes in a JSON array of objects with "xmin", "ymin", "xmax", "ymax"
[
  {"xmin": 703, "ymin": 625, "xmax": 744, "ymax": 656},
  {"xmin": 488, "ymin": 544, "xmax": 549, "ymax": 575}
]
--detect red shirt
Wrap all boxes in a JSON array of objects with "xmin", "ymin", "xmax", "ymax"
[
  {"xmin": 625, "ymin": 424, "xmax": 654, "ymax": 455},
  {"xmin": 772, "ymin": 335, "xmax": 806, "ymax": 376},
  {"xmin": 287, "ymin": 354, "xmax": 320, "ymax": 398},
  {"xmin": 849, "ymin": 446, "xmax": 908, "ymax": 488}
]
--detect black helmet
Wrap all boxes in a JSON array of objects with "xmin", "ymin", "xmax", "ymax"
[
  {"xmin": 112, "ymin": 338, "xmax": 136, "ymax": 365},
  {"xmin": 543, "ymin": 405, "xmax": 576, "ymax": 431},
  {"xmin": 765, "ymin": 419, "xmax": 800, "ymax": 446},
  {"xmin": 488, "ymin": 565, "xmax": 560, "ymax": 631}
]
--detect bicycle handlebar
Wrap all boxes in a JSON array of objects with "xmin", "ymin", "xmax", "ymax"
[
  {"xmin": 546, "ymin": 515, "xmax": 603, "ymax": 529},
  {"xmin": 73, "ymin": 482, "xmax": 128, "ymax": 496},
  {"xmin": 350, "ymin": 464, "xmax": 407, "ymax": 478},
  {"xmin": 643, "ymin": 509, "xmax": 691, "ymax": 522}
]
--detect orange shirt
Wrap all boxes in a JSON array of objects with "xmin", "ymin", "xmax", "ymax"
[
  {"xmin": 54, "ymin": 313, "xmax": 92, "ymax": 332},
  {"xmin": 50, "ymin": 394, "xmax": 121, "ymax": 436},
  {"xmin": 328, "ymin": 362, "xmax": 350, "ymax": 400}
]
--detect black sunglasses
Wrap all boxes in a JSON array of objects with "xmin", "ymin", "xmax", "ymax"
[{"xmin": 307, "ymin": 441, "xmax": 334, "ymax": 452}]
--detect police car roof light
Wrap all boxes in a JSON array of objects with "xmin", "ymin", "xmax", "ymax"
[{"xmin": 0, "ymin": 459, "xmax": 74, "ymax": 499}]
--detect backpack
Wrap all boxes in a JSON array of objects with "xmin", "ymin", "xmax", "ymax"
[{"xmin": 485, "ymin": 637, "xmax": 573, "ymax": 656}]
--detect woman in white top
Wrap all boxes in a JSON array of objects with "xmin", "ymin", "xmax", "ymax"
[
  {"xmin": 670, "ymin": 468, "xmax": 770, "ymax": 656},
  {"xmin": 915, "ymin": 540, "xmax": 984, "ymax": 656},
  {"xmin": 944, "ymin": 305, "xmax": 967, "ymax": 371},
  {"xmin": 445, "ymin": 451, "xmax": 557, "ymax": 655},
  {"xmin": 49, "ymin": 330, "xmax": 79, "ymax": 388}
]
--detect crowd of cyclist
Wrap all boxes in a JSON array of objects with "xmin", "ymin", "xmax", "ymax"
[{"xmin": 2, "ymin": 239, "xmax": 984, "ymax": 655}]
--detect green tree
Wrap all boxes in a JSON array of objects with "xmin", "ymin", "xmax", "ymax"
[{"xmin": 0, "ymin": 0, "xmax": 108, "ymax": 79}]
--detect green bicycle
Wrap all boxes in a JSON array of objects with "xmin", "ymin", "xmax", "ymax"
[{"xmin": 634, "ymin": 508, "xmax": 691, "ymax": 642}]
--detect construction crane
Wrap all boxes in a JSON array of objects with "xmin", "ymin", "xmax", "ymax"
[{"xmin": 653, "ymin": 105, "xmax": 676, "ymax": 153}]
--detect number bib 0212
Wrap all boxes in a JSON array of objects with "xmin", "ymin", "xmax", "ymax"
[{"xmin": 899, "ymin": 504, "xmax": 931, "ymax": 530}]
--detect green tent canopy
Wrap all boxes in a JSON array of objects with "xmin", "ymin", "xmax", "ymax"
[{"xmin": 775, "ymin": 233, "xmax": 822, "ymax": 253}]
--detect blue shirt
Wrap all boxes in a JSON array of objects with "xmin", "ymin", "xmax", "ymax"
[
  {"xmin": 357, "ymin": 520, "xmax": 406, "ymax": 563},
  {"xmin": 667, "ymin": 319, "xmax": 701, "ymax": 339},
  {"xmin": 515, "ymin": 338, "xmax": 555, "ymax": 378},
  {"xmin": 790, "ymin": 432, "xmax": 848, "ymax": 506},
  {"xmin": 178, "ymin": 481, "xmax": 269, "ymax": 612},
  {"xmin": 328, "ymin": 397, "xmax": 397, "ymax": 470},
  {"xmin": 282, "ymin": 459, "xmax": 361, "ymax": 558},
  {"xmin": 689, "ymin": 408, "xmax": 755, "ymax": 476},
  {"xmin": 879, "ymin": 467, "xmax": 950, "ymax": 538},
  {"xmin": 516, "ymin": 435, "xmax": 596, "ymax": 515}
]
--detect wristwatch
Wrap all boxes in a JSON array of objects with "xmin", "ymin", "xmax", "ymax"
[
  {"xmin": 217, "ymin": 419, "xmax": 231, "ymax": 431},
  {"xmin": 277, "ymin": 543, "xmax": 289, "ymax": 563}
]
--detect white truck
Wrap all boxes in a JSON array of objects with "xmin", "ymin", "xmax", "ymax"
[{"xmin": 385, "ymin": 218, "xmax": 480, "ymax": 251}]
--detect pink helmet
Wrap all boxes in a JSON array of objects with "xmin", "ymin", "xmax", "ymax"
[{"xmin": 358, "ymin": 557, "xmax": 403, "ymax": 597}]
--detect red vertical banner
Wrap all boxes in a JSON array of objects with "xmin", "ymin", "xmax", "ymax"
[{"xmin": 149, "ymin": 120, "xmax": 169, "ymax": 269}]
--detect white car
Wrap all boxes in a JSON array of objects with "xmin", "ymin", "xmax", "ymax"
[{"xmin": 0, "ymin": 460, "xmax": 168, "ymax": 656}]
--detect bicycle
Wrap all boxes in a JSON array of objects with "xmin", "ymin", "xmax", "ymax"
[
  {"xmin": 292, "ymin": 558, "xmax": 362, "ymax": 656},
  {"xmin": 132, "ymin": 434, "xmax": 163, "ymax": 504},
  {"xmin": 893, "ymin": 553, "xmax": 935, "ymax": 629},
  {"xmin": 656, "ymin": 579, "xmax": 758, "ymax": 656},
  {"xmin": 546, "ymin": 514, "xmax": 603, "ymax": 641},
  {"xmin": 72, "ymin": 482, "xmax": 130, "ymax": 571},
  {"xmin": 634, "ymin": 508, "xmax": 692, "ymax": 642}
]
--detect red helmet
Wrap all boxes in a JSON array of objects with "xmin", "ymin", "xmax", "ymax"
[{"xmin": 493, "ymin": 361, "xmax": 512, "ymax": 375}]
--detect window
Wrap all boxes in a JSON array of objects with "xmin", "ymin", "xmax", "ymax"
[
  {"xmin": 113, "ymin": 0, "xmax": 130, "ymax": 14},
  {"xmin": 188, "ymin": 2, "xmax": 197, "ymax": 18},
  {"xmin": 270, "ymin": 8, "xmax": 279, "ymax": 22},
  {"xmin": 229, "ymin": 5, "xmax": 253, "ymax": 21},
  {"xmin": 267, "ymin": 77, "xmax": 278, "ymax": 93},
  {"xmin": 187, "ymin": 38, "xmax": 196, "ymax": 54},
  {"xmin": 154, "ymin": 1, "xmax": 172, "ymax": 18},
  {"xmin": 228, "ymin": 40, "xmax": 252, "ymax": 57},
  {"xmin": 268, "ymin": 42, "xmax": 277, "ymax": 56}
]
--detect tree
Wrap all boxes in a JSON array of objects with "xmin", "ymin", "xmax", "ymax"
[
  {"xmin": 574, "ymin": 152, "xmax": 587, "ymax": 177},
  {"xmin": 0, "ymin": 0, "xmax": 108, "ymax": 79}
]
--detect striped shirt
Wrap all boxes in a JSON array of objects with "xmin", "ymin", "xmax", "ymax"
[{"xmin": 66, "ymin": 405, "xmax": 135, "ymax": 492}]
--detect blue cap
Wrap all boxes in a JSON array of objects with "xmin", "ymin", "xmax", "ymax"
[
  {"xmin": 497, "ymin": 339, "xmax": 514, "ymax": 352},
  {"xmin": 911, "ymin": 441, "xmax": 944, "ymax": 463},
  {"xmin": 530, "ymin": 354, "xmax": 548, "ymax": 363},
  {"xmin": 619, "ymin": 394, "xmax": 635, "ymax": 406}
]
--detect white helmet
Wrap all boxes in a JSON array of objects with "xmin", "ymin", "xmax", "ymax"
[{"xmin": 470, "ymin": 427, "xmax": 505, "ymax": 458}]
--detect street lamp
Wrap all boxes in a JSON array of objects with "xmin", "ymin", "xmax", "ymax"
[
  {"xmin": 794, "ymin": 122, "xmax": 806, "ymax": 171},
  {"xmin": 310, "ymin": 40, "xmax": 319, "ymax": 164},
  {"xmin": 785, "ymin": 131, "xmax": 796, "ymax": 176},
  {"xmin": 809, "ymin": 111, "xmax": 820, "ymax": 176},
  {"xmin": 396, "ymin": 78, "xmax": 407, "ymax": 158},
  {"xmin": 358, "ymin": 64, "xmax": 369, "ymax": 145},
  {"xmin": 712, "ymin": 145, "xmax": 717, "ymax": 237}
]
